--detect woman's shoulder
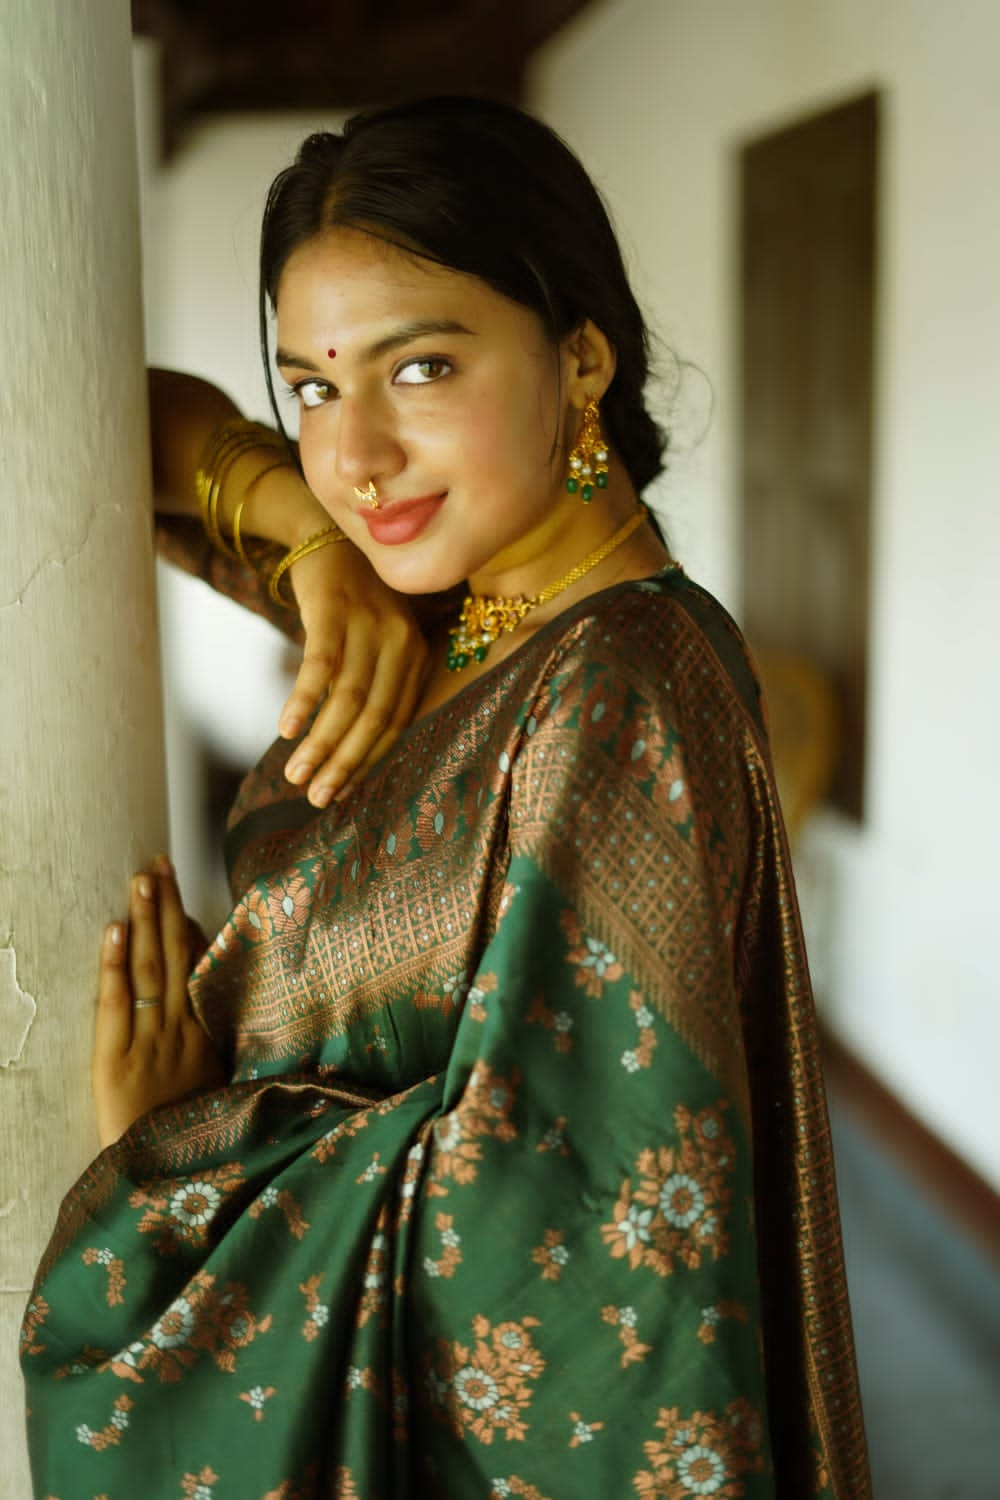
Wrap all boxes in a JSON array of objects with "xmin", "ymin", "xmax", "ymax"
[{"xmin": 544, "ymin": 566, "xmax": 767, "ymax": 741}]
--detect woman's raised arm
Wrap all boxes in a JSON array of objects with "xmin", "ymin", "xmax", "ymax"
[{"xmin": 149, "ymin": 368, "xmax": 429, "ymax": 805}]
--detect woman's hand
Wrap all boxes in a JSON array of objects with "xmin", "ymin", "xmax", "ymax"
[
  {"xmin": 92, "ymin": 857, "xmax": 225, "ymax": 1150},
  {"xmin": 279, "ymin": 541, "xmax": 430, "ymax": 807}
]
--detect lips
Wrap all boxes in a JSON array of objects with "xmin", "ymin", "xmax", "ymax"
[{"xmin": 361, "ymin": 492, "xmax": 446, "ymax": 546}]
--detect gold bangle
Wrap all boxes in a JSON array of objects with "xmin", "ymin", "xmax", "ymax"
[
  {"xmin": 196, "ymin": 422, "xmax": 262, "ymax": 552},
  {"xmin": 195, "ymin": 419, "xmax": 286, "ymax": 558},
  {"xmin": 267, "ymin": 526, "xmax": 346, "ymax": 607},
  {"xmin": 231, "ymin": 458, "xmax": 293, "ymax": 566}
]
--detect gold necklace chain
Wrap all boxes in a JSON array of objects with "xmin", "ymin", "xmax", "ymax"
[{"xmin": 446, "ymin": 507, "xmax": 649, "ymax": 672}]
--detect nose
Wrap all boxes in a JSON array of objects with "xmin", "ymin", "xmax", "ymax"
[{"xmin": 333, "ymin": 394, "xmax": 404, "ymax": 490}]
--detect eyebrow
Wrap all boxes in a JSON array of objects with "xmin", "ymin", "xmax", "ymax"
[{"xmin": 275, "ymin": 318, "xmax": 477, "ymax": 372}]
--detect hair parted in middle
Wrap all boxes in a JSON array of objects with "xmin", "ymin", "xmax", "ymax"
[{"xmin": 259, "ymin": 95, "xmax": 667, "ymax": 497}]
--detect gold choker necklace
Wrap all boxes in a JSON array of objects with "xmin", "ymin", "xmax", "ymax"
[{"xmin": 446, "ymin": 508, "xmax": 648, "ymax": 672}]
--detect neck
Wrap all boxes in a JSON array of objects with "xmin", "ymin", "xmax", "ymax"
[
  {"xmin": 466, "ymin": 466, "xmax": 642, "ymax": 604},
  {"xmin": 446, "ymin": 503, "xmax": 672, "ymax": 673}
]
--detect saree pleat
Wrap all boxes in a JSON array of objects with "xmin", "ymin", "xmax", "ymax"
[{"xmin": 22, "ymin": 570, "xmax": 871, "ymax": 1499}]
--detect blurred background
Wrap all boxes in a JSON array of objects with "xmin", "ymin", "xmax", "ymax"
[{"xmin": 130, "ymin": 3, "xmax": 1000, "ymax": 1495}]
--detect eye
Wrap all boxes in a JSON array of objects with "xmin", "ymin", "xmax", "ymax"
[
  {"xmin": 394, "ymin": 357, "xmax": 452, "ymax": 386},
  {"xmin": 293, "ymin": 379, "xmax": 333, "ymax": 409}
]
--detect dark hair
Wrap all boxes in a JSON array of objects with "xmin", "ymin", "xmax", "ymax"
[{"xmin": 259, "ymin": 95, "xmax": 667, "ymax": 494}]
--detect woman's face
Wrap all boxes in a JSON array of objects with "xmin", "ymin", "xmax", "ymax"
[{"xmin": 275, "ymin": 227, "xmax": 581, "ymax": 596}]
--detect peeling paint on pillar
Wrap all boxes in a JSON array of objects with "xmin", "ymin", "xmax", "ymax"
[{"xmin": 0, "ymin": 947, "xmax": 36, "ymax": 1068}]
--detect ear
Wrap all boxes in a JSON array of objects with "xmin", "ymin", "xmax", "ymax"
[{"xmin": 562, "ymin": 319, "xmax": 617, "ymax": 410}]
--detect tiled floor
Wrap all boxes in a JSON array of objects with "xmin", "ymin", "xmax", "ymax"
[{"xmin": 828, "ymin": 1101, "xmax": 1000, "ymax": 1499}]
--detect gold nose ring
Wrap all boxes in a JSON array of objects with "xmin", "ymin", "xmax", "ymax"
[{"xmin": 354, "ymin": 480, "xmax": 379, "ymax": 511}]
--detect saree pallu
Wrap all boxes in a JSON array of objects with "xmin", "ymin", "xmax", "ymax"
[{"xmin": 22, "ymin": 569, "xmax": 872, "ymax": 1499}]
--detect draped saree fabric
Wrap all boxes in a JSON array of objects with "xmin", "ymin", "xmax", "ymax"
[{"xmin": 22, "ymin": 560, "xmax": 871, "ymax": 1499}]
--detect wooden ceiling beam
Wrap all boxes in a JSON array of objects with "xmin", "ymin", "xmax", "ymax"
[{"xmin": 132, "ymin": 0, "xmax": 593, "ymax": 156}]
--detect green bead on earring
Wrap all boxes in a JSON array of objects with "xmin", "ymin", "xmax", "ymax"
[{"xmin": 566, "ymin": 397, "xmax": 610, "ymax": 503}]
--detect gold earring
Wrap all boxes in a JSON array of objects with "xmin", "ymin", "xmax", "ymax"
[
  {"xmin": 354, "ymin": 480, "xmax": 379, "ymax": 511},
  {"xmin": 566, "ymin": 398, "xmax": 609, "ymax": 504}
]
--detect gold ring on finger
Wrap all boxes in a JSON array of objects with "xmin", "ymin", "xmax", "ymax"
[{"xmin": 133, "ymin": 995, "xmax": 164, "ymax": 1009}]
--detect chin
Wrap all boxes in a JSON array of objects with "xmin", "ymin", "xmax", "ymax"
[{"xmin": 367, "ymin": 551, "xmax": 466, "ymax": 599}]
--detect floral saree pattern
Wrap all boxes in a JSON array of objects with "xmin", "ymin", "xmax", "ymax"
[{"xmin": 22, "ymin": 559, "xmax": 871, "ymax": 1499}]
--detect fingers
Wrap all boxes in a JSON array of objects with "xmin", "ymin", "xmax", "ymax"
[
  {"xmin": 290, "ymin": 616, "xmax": 426, "ymax": 807},
  {"xmin": 128, "ymin": 870, "xmax": 165, "ymax": 1032},
  {"xmin": 285, "ymin": 621, "xmax": 377, "ymax": 803},
  {"xmin": 95, "ymin": 922, "xmax": 133, "ymax": 1062},
  {"xmin": 278, "ymin": 634, "xmax": 346, "ymax": 741},
  {"xmin": 318, "ymin": 632, "xmax": 428, "ymax": 803},
  {"xmin": 154, "ymin": 856, "xmax": 194, "ymax": 1022},
  {"xmin": 123, "ymin": 856, "xmax": 195, "ymax": 1036}
]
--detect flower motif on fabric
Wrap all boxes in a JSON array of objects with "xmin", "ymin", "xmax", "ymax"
[
  {"xmin": 496, "ymin": 880, "xmax": 521, "ymax": 920},
  {"xmin": 569, "ymin": 1411, "xmax": 605, "ymax": 1448},
  {"xmin": 579, "ymin": 674, "xmax": 628, "ymax": 730},
  {"xmin": 357, "ymin": 1222, "xmax": 391, "ymax": 1328},
  {"xmin": 621, "ymin": 990, "xmax": 658, "ymax": 1073},
  {"xmin": 357, "ymin": 1152, "xmax": 388, "ymax": 1184},
  {"xmin": 20, "ymin": 1295, "xmax": 50, "ymax": 1358},
  {"xmin": 414, "ymin": 971, "xmax": 470, "ymax": 1018},
  {"xmin": 180, "ymin": 1467, "xmax": 220, "ymax": 1500},
  {"xmin": 613, "ymin": 706, "xmax": 671, "ymax": 785},
  {"xmin": 602, "ymin": 1303, "xmax": 653, "ymax": 1367},
  {"xmin": 526, "ymin": 995, "xmax": 576, "ymax": 1053},
  {"xmin": 466, "ymin": 972, "xmax": 498, "ymax": 1023},
  {"xmin": 74, "ymin": 1394, "xmax": 134, "ymax": 1451},
  {"xmin": 239, "ymin": 1384, "xmax": 276, "ymax": 1421},
  {"xmin": 129, "ymin": 1163, "xmax": 246, "ymax": 1254},
  {"xmin": 299, "ymin": 1274, "xmax": 330, "ymax": 1341},
  {"xmin": 697, "ymin": 1301, "xmax": 749, "ymax": 1346},
  {"xmin": 425, "ymin": 1315, "xmax": 545, "ymax": 1445},
  {"xmin": 344, "ymin": 1363, "xmax": 386, "ymax": 1408},
  {"xmin": 247, "ymin": 1182, "xmax": 310, "ymax": 1239},
  {"xmin": 601, "ymin": 1103, "xmax": 736, "ymax": 1275},
  {"xmin": 266, "ymin": 870, "xmax": 315, "ymax": 935},
  {"xmin": 423, "ymin": 1212, "xmax": 463, "ymax": 1279},
  {"xmin": 632, "ymin": 1399, "xmax": 765, "ymax": 1497},
  {"xmin": 242, "ymin": 884, "xmax": 273, "ymax": 941},
  {"xmin": 53, "ymin": 1343, "xmax": 108, "ymax": 1380},
  {"xmin": 415, "ymin": 786, "xmax": 460, "ymax": 849},
  {"xmin": 531, "ymin": 1228, "xmax": 570, "ymax": 1282},
  {"xmin": 428, "ymin": 1063, "xmax": 519, "ymax": 1197},
  {"xmin": 536, "ymin": 1116, "xmax": 570, "ymax": 1157},
  {"xmin": 82, "ymin": 1246, "xmax": 127, "ymax": 1307},
  {"xmin": 395, "ymin": 1136, "xmax": 428, "ymax": 1227},
  {"xmin": 107, "ymin": 1271, "xmax": 272, "ymax": 1383},
  {"xmin": 560, "ymin": 912, "xmax": 625, "ymax": 996},
  {"xmin": 311, "ymin": 1106, "xmax": 374, "ymax": 1165},
  {"xmin": 650, "ymin": 749, "xmax": 698, "ymax": 837}
]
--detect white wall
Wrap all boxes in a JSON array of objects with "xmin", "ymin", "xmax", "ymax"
[{"xmin": 531, "ymin": 0, "xmax": 1000, "ymax": 1187}]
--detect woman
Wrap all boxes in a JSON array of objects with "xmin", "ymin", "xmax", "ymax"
[{"xmin": 22, "ymin": 98, "xmax": 870, "ymax": 1499}]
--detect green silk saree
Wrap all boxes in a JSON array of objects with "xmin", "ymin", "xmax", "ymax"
[{"xmin": 22, "ymin": 560, "xmax": 871, "ymax": 1499}]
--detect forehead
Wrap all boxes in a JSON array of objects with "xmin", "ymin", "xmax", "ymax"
[{"xmin": 276, "ymin": 227, "xmax": 536, "ymax": 344}]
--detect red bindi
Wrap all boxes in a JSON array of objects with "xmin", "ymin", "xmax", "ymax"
[{"xmin": 327, "ymin": 348, "xmax": 336, "ymax": 359}]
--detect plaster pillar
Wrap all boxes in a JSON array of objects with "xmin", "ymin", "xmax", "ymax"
[{"xmin": 0, "ymin": 2, "xmax": 167, "ymax": 1492}]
